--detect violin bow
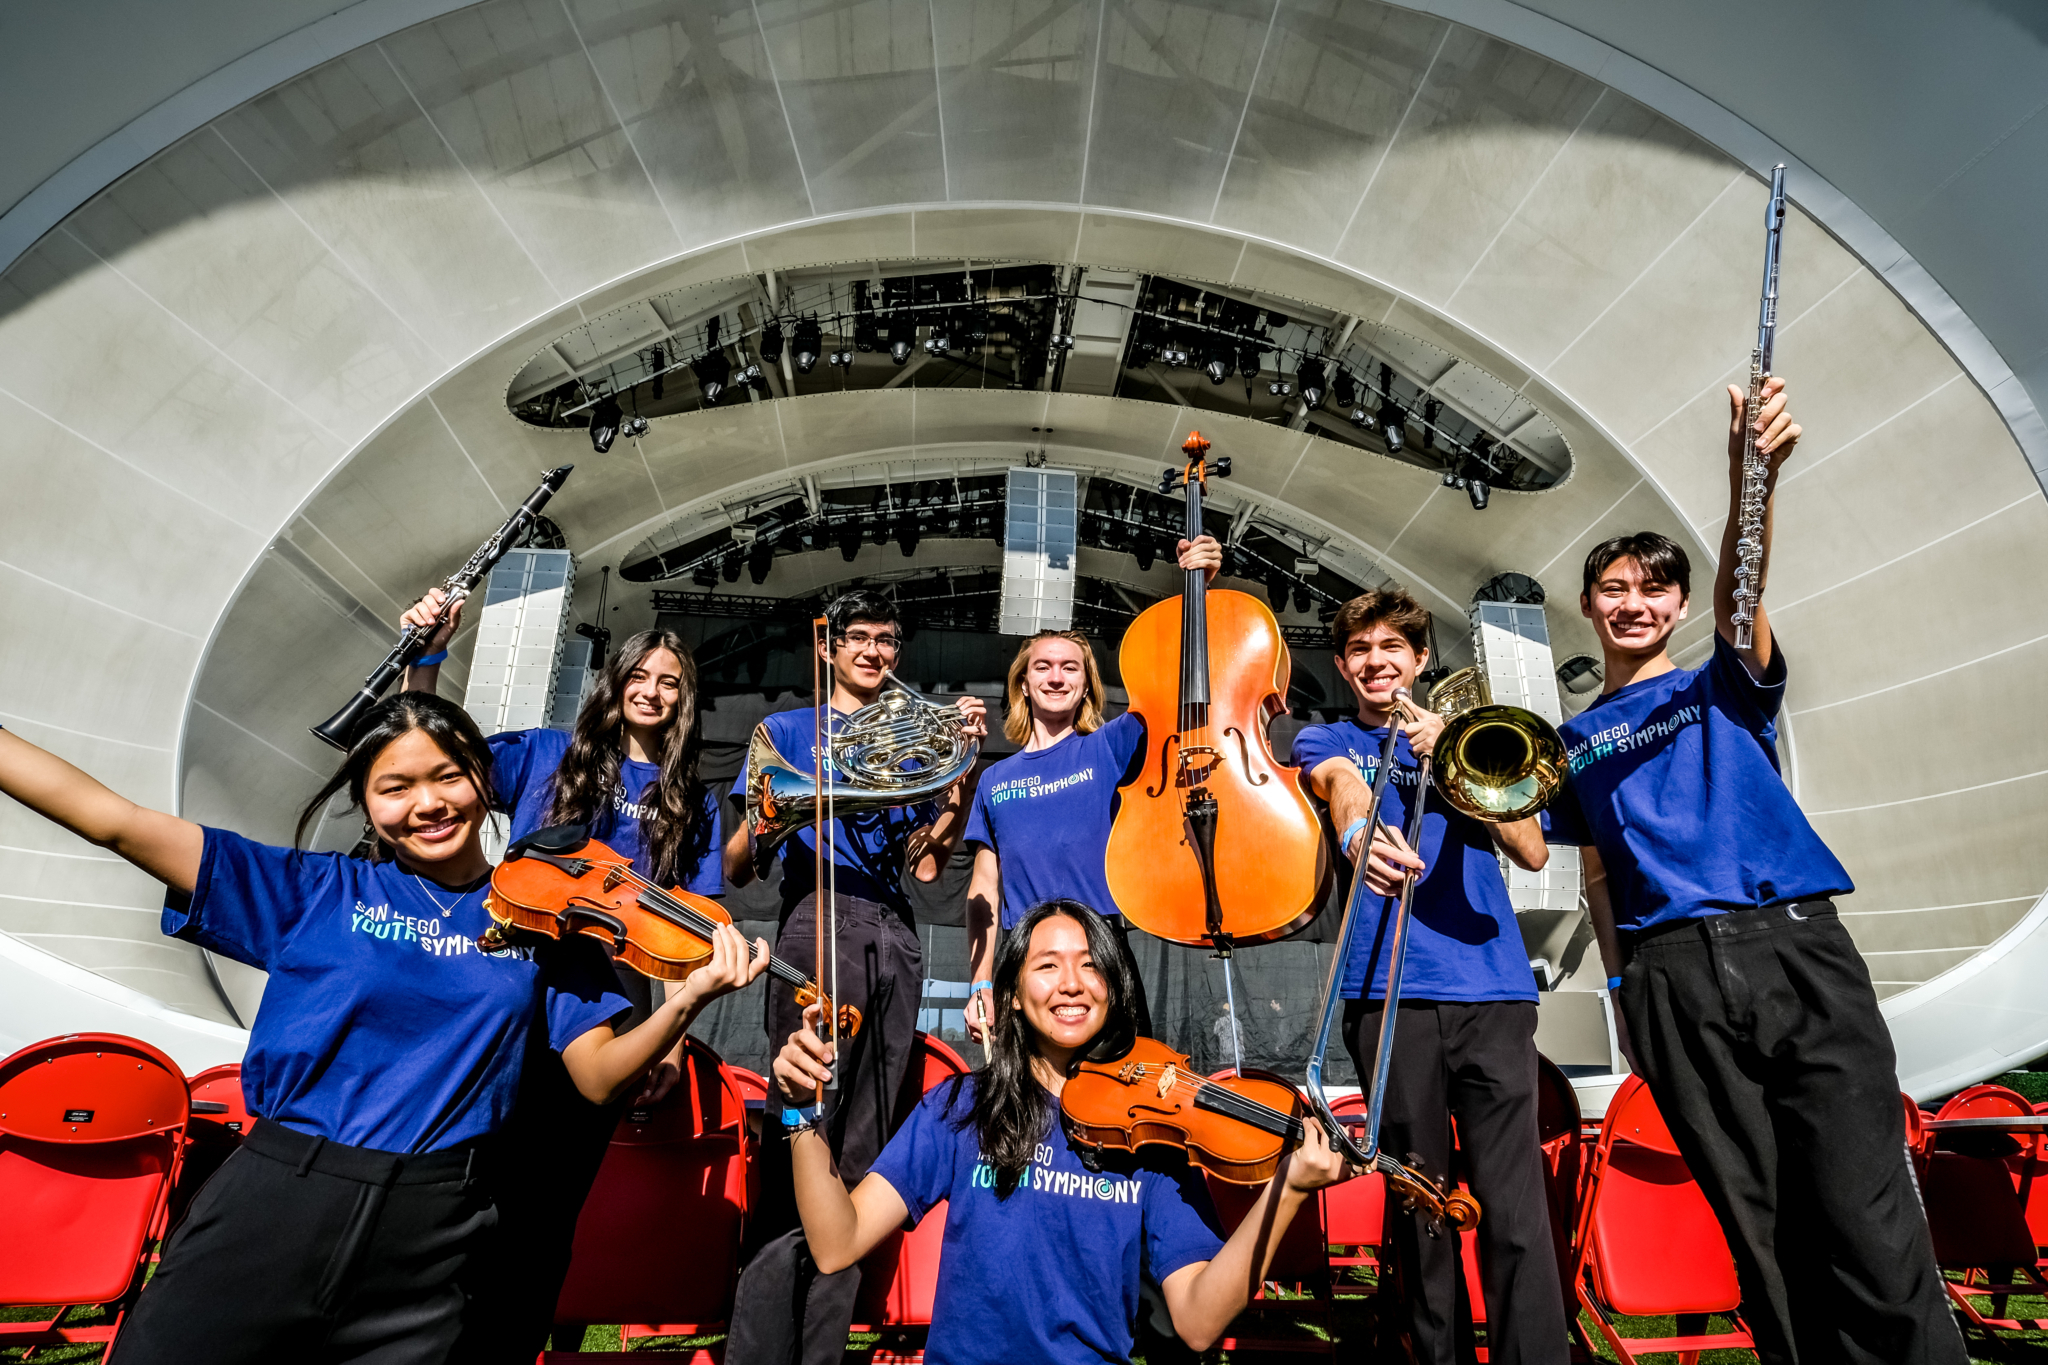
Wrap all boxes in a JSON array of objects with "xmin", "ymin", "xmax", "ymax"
[{"xmin": 813, "ymin": 614, "xmax": 839, "ymax": 1102}]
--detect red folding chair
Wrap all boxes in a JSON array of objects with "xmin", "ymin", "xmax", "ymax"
[
  {"xmin": 851, "ymin": 1032, "xmax": 973, "ymax": 1365},
  {"xmin": 1924, "ymin": 1092, "xmax": 2048, "ymax": 1337},
  {"xmin": 1937, "ymin": 1084, "xmax": 2034, "ymax": 1122},
  {"xmin": 1571, "ymin": 1076, "xmax": 1753, "ymax": 1365},
  {"xmin": 169, "ymin": 1063, "xmax": 250, "ymax": 1227},
  {"xmin": 1534, "ymin": 1056, "xmax": 1585, "ymax": 1321},
  {"xmin": 1320, "ymin": 1092, "xmax": 1386, "ymax": 1297},
  {"xmin": 542, "ymin": 1037, "xmax": 749, "ymax": 1362},
  {"xmin": 0, "ymin": 1033, "xmax": 191, "ymax": 1358},
  {"xmin": 2022, "ymin": 1102, "xmax": 2048, "ymax": 1254}
]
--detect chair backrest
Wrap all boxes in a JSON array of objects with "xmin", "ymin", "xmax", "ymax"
[
  {"xmin": 1577, "ymin": 1076, "xmax": 1740, "ymax": 1318},
  {"xmin": 553, "ymin": 1038, "xmax": 747, "ymax": 1327},
  {"xmin": 0, "ymin": 1034, "xmax": 190, "ymax": 1308},
  {"xmin": 1925, "ymin": 1151, "xmax": 2039, "ymax": 1267},
  {"xmin": 186, "ymin": 1064, "xmax": 251, "ymax": 1140},
  {"xmin": 729, "ymin": 1066, "xmax": 769, "ymax": 1110},
  {"xmin": 1937, "ymin": 1084, "xmax": 2034, "ymax": 1121},
  {"xmin": 857, "ymin": 1032, "xmax": 973, "ymax": 1328}
]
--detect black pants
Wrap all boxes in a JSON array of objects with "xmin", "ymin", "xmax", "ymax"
[
  {"xmin": 727, "ymin": 893, "xmax": 923, "ymax": 1365},
  {"xmin": 1619, "ymin": 901, "xmax": 1965, "ymax": 1365},
  {"xmin": 1344, "ymin": 999, "xmax": 1567, "ymax": 1365},
  {"xmin": 110, "ymin": 1120, "xmax": 495, "ymax": 1365},
  {"xmin": 448, "ymin": 1048, "xmax": 623, "ymax": 1362}
]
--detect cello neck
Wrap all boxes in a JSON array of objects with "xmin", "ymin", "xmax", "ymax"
[{"xmin": 1179, "ymin": 461, "xmax": 1209, "ymax": 729}]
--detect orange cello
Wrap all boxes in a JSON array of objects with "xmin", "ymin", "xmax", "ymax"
[{"xmin": 1103, "ymin": 432, "xmax": 1329, "ymax": 949}]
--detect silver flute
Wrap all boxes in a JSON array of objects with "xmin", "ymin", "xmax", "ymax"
[{"xmin": 1732, "ymin": 164, "xmax": 1788, "ymax": 650}]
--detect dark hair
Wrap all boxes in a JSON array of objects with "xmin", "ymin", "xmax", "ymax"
[
  {"xmin": 1582, "ymin": 532, "xmax": 1691, "ymax": 600},
  {"xmin": 294, "ymin": 692, "xmax": 498, "ymax": 856},
  {"xmin": 963, "ymin": 900, "xmax": 1141, "ymax": 1198},
  {"xmin": 824, "ymin": 589, "xmax": 901, "ymax": 643},
  {"xmin": 1330, "ymin": 587, "xmax": 1431, "ymax": 654},
  {"xmin": 546, "ymin": 629, "xmax": 707, "ymax": 884}
]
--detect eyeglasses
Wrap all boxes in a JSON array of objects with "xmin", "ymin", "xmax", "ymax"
[{"xmin": 839, "ymin": 630, "xmax": 902, "ymax": 653}]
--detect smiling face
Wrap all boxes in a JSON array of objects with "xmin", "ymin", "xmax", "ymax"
[
  {"xmin": 1581, "ymin": 554, "xmax": 1688, "ymax": 662},
  {"xmin": 821, "ymin": 616, "xmax": 900, "ymax": 698},
  {"xmin": 1013, "ymin": 912, "xmax": 1109, "ymax": 1068},
  {"xmin": 361, "ymin": 729, "xmax": 489, "ymax": 873},
  {"xmin": 1335, "ymin": 622, "xmax": 1427, "ymax": 718},
  {"xmin": 1022, "ymin": 636, "xmax": 1089, "ymax": 726},
  {"xmin": 621, "ymin": 646, "xmax": 686, "ymax": 733}
]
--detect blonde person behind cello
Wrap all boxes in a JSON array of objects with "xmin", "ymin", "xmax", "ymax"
[{"xmin": 961, "ymin": 535, "xmax": 1221, "ymax": 1043}]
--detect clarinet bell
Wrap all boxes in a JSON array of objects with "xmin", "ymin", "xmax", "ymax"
[{"xmin": 310, "ymin": 687, "xmax": 381, "ymax": 752}]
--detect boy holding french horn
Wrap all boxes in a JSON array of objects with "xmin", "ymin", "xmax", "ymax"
[{"xmin": 1546, "ymin": 378, "xmax": 1963, "ymax": 1365}]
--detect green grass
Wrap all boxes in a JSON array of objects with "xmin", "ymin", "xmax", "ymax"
[{"xmin": 1995, "ymin": 1071, "xmax": 2048, "ymax": 1105}]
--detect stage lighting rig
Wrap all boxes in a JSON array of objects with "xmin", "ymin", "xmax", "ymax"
[
  {"xmin": 792, "ymin": 317, "xmax": 821, "ymax": 373},
  {"xmin": 588, "ymin": 395, "xmax": 622, "ymax": 453},
  {"xmin": 692, "ymin": 349, "xmax": 732, "ymax": 404},
  {"xmin": 1296, "ymin": 358, "xmax": 1326, "ymax": 409},
  {"xmin": 760, "ymin": 319, "xmax": 784, "ymax": 364}
]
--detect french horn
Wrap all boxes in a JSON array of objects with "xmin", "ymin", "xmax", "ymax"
[
  {"xmin": 745, "ymin": 672, "xmax": 981, "ymax": 876},
  {"xmin": 1419, "ymin": 667, "xmax": 1566, "ymax": 823}
]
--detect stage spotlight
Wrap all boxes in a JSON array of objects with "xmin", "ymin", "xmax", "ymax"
[
  {"xmin": 838, "ymin": 525, "xmax": 861, "ymax": 561},
  {"xmin": 588, "ymin": 396, "xmax": 622, "ymax": 453},
  {"xmin": 1134, "ymin": 537, "xmax": 1156, "ymax": 572},
  {"xmin": 888, "ymin": 315, "xmax": 915, "ymax": 365},
  {"xmin": 620, "ymin": 414, "xmax": 648, "ymax": 441},
  {"xmin": 1050, "ymin": 332, "xmax": 1075, "ymax": 352},
  {"xmin": 747, "ymin": 540, "xmax": 774, "ymax": 585},
  {"xmin": 1266, "ymin": 310, "xmax": 1290, "ymax": 328},
  {"xmin": 1380, "ymin": 404, "xmax": 1406, "ymax": 452},
  {"xmin": 1467, "ymin": 477, "xmax": 1490, "ymax": 511},
  {"xmin": 1267, "ymin": 378, "xmax": 1293, "ymax": 398},
  {"xmin": 721, "ymin": 552, "xmax": 741, "ymax": 583},
  {"xmin": 760, "ymin": 320, "xmax": 785, "ymax": 364},
  {"xmin": 1296, "ymin": 359, "xmax": 1326, "ymax": 409},
  {"xmin": 854, "ymin": 314, "xmax": 879, "ymax": 352},
  {"xmin": 899, "ymin": 519, "xmax": 921, "ymax": 557},
  {"xmin": 1421, "ymin": 398, "xmax": 1441, "ymax": 449},
  {"xmin": 1349, "ymin": 404, "xmax": 1370, "ymax": 429},
  {"xmin": 792, "ymin": 318, "xmax": 821, "ymax": 373},
  {"xmin": 1331, "ymin": 369, "xmax": 1356, "ymax": 410},
  {"xmin": 1292, "ymin": 584, "xmax": 1312, "ymax": 614},
  {"xmin": 1266, "ymin": 571, "xmax": 1288, "ymax": 610},
  {"xmin": 1236, "ymin": 348, "xmax": 1262, "ymax": 381},
  {"xmin": 691, "ymin": 563, "xmax": 717, "ymax": 588},
  {"xmin": 1204, "ymin": 350, "xmax": 1233, "ymax": 385},
  {"xmin": 692, "ymin": 350, "xmax": 732, "ymax": 405}
]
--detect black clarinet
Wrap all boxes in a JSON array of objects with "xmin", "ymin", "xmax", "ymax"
[{"xmin": 311, "ymin": 466, "xmax": 574, "ymax": 750}]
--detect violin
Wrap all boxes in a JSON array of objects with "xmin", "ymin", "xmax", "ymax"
[
  {"xmin": 1061, "ymin": 1037, "xmax": 1479, "ymax": 1230},
  {"xmin": 1104, "ymin": 432, "xmax": 1329, "ymax": 949},
  {"xmin": 483, "ymin": 828, "xmax": 860, "ymax": 1037}
]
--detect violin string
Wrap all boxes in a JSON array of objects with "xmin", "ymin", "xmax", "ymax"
[{"xmin": 603, "ymin": 863, "xmax": 813, "ymax": 991}]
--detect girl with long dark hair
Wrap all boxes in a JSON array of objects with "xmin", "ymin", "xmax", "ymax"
[
  {"xmin": 0, "ymin": 695, "xmax": 767, "ymax": 1364},
  {"xmin": 771, "ymin": 900, "xmax": 1350, "ymax": 1365},
  {"xmin": 402, "ymin": 595, "xmax": 723, "ymax": 1357}
]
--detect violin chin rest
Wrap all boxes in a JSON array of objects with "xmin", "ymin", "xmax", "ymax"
[{"xmin": 506, "ymin": 823, "xmax": 590, "ymax": 860}]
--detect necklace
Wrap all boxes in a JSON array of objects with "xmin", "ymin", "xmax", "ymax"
[{"xmin": 409, "ymin": 872, "xmax": 483, "ymax": 916}]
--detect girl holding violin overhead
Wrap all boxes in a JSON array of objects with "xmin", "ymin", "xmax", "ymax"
[
  {"xmin": 0, "ymin": 695, "xmax": 767, "ymax": 1365},
  {"xmin": 774, "ymin": 898, "xmax": 1349, "ymax": 1365},
  {"xmin": 962, "ymin": 536, "xmax": 1220, "ymax": 1043}
]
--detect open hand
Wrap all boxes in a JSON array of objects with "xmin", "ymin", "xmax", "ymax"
[{"xmin": 772, "ymin": 1001, "xmax": 838, "ymax": 1106}]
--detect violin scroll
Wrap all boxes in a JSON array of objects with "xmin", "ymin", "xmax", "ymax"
[{"xmin": 794, "ymin": 984, "xmax": 863, "ymax": 1040}]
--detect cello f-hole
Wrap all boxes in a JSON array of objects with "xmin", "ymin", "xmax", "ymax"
[
  {"xmin": 1145, "ymin": 735, "xmax": 1180, "ymax": 799},
  {"xmin": 1223, "ymin": 727, "xmax": 1269, "ymax": 786}
]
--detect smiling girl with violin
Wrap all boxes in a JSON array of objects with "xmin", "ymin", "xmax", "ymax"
[
  {"xmin": 961, "ymin": 536, "xmax": 1219, "ymax": 1043},
  {"xmin": 0, "ymin": 695, "xmax": 766, "ymax": 1365},
  {"xmin": 772, "ymin": 900, "xmax": 1350, "ymax": 1365}
]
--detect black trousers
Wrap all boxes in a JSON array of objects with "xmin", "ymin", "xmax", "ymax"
[
  {"xmin": 726, "ymin": 893, "xmax": 923, "ymax": 1365},
  {"xmin": 110, "ymin": 1120, "xmax": 495, "ymax": 1365},
  {"xmin": 1344, "ymin": 999, "xmax": 1568, "ymax": 1365},
  {"xmin": 1618, "ymin": 901, "xmax": 1965, "ymax": 1365}
]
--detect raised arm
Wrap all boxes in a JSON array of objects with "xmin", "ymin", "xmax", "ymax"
[
  {"xmin": 1713, "ymin": 376, "xmax": 1800, "ymax": 676},
  {"xmin": 772, "ymin": 1004, "xmax": 913, "ymax": 1272},
  {"xmin": 399, "ymin": 588, "xmax": 463, "ymax": 694},
  {"xmin": 0, "ymin": 729, "xmax": 203, "ymax": 892},
  {"xmin": 1161, "ymin": 1121, "xmax": 1349, "ymax": 1351},
  {"xmin": 905, "ymin": 705, "xmax": 986, "ymax": 884}
]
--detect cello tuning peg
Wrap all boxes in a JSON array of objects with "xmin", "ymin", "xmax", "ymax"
[
  {"xmin": 1157, "ymin": 468, "xmax": 1179, "ymax": 494},
  {"xmin": 1212, "ymin": 457, "xmax": 1233, "ymax": 478}
]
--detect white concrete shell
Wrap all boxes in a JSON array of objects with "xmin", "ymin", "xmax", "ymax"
[{"xmin": 0, "ymin": 0, "xmax": 2043, "ymax": 1094}]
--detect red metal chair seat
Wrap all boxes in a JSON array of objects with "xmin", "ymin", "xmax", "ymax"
[{"xmin": 0, "ymin": 1032, "xmax": 190, "ymax": 1358}]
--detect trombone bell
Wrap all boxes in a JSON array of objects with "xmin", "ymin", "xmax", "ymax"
[{"xmin": 1423, "ymin": 667, "xmax": 1566, "ymax": 823}]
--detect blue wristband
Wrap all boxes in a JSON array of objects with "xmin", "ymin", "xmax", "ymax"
[
  {"xmin": 1340, "ymin": 817, "xmax": 1369, "ymax": 856},
  {"xmin": 781, "ymin": 1106, "xmax": 816, "ymax": 1129},
  {"xmin": 1606, "ymin": 975, "xmax": 1623, "ymax": 992},
  {"xmin": 413, "ymin": 650, "xmax": 448, "ymax": 667},
  {"xmin": 970, "ymin": 980, "xmax": 994, "ymax": 993}
]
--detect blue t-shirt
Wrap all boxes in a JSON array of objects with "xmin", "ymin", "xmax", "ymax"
[
  {"xmin": 164, "ymin": 829, "xmax": 630, "ymax": 1154},
  {"xmin": 1291, "ymin": 719, "xmax": 1536, "ymax": 1003},
  {"xmin": 732, "ymin": 704, "xmax": 938, "ymax": 919},
  {"xmin": 870, "ymin": 1079, "xmax": 1225, "ymax": 1365},
  {"xmin": 963, "ymin": 712, "xmax": 1146, "ymax": 928},
  {"xmin": 488, "ymin": 727, "xmax": 722, "ymax": 893},
  {"xmin": 1545, "ymin": 635, "xmax": 1853, "ymax": 933}
]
